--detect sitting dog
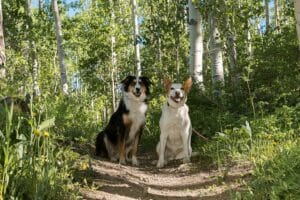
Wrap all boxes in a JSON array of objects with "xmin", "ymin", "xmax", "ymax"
[
  {"xmin": 95, "ymin": 75, "xmax": 151, "ymax": 166},
  {"xmin": 156, "ymin": 77, "xmax": 193, "ymax": 168}
]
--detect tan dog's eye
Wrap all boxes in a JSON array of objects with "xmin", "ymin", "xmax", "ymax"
[
  {"xmin": 181, "ymin": 87, "xmax": 184, "ymax": 90},
  {"xmin": 171, "ymin": 87, "xmax": 174, "ymax": 90}
]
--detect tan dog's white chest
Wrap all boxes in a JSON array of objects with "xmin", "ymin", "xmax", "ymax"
[
  {"xmin": 160, "ymin": 104, "xmax": 191, "ymax": 155},
  {"xmin": 160, "ymin": 105, "xmax": 189, "ymax": 135}
]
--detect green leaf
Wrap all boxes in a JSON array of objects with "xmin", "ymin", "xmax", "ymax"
[{"xmin": 38, "ymin": 118, "xmax": 55, "ymax": 131}]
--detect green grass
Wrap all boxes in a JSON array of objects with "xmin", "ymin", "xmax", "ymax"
[
  {"xmin": 191, "ymin": 103, "xmax": 300, "ymax": 200},
  {"xmin": 0, "ymin": 104, "xmax": 80, "ymax": 200}
]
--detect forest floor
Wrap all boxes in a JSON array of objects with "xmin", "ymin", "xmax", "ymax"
[{"xmin": 77, "ymin": 145, "xmax": 252, "ymax": 200}]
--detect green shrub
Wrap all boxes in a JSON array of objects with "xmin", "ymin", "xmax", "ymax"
[
  {"xmin": 243, "ymin": 140, "xmax": 300, "ymax": 200},
  {"xmin": 0, "ymin": 106, "xmax": 79, "ymax": 199}
]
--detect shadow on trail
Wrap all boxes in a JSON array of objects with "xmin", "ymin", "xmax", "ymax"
[{"xmin": 78, "ymin": 148, "xmax": 252, "ymax": 200}]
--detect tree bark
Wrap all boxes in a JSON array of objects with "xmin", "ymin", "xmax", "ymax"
[
  {"xmin": 274, "ymin": 0, "xmax": 279, "ymax": 30},
  {"xmin": 26, "ymin": 0, "xmax": 41, "ymax": 96},
  {"xmin": 52, "ymin": 0, "xmax": 68, "ymax": 95},
  {"xmin": 246, "ymin": 20, "xmax": 252, "ymax": 58},
  {"xmin": 110, "ymin": 0, "xmax": 116, "ymax": 111},
  {"xmin": 209, "ymin": 13, "xmax": 224, "ymax": 96},
  {"xmin": 0, "ymin": 0, "xmax": 6, "ymax": 79},
  {"xmin": 132, "ymin": 0, "xmax": 141, "ymax": 77},
  {"xmin": 188, "ymin": 0, "xmax": 204, "ymax": 91},
  {"xmin": 295, "ymin": 0, "xmax": 300, "ymax": 50},
  {"xmin": 265, "ymin": 0, "xmax": 270, "ymax": 33},
  {"xmin": 38, "ymin": 0, "xmax": 43, "ymax": 11}
]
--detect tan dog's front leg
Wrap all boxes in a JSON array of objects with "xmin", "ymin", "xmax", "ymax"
[{"xmin": 157, "ymin": 133, "xmax": 168, "ymax": 168}]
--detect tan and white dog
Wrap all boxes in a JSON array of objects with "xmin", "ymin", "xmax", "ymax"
[{"xmin": 156, "ymin": 77, "xmax": 193, "ymax": 168}]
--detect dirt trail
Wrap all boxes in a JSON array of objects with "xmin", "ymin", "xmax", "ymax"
[{"xmin": 80, "ymin": 152, "xmax": 252, "ymax": 200}]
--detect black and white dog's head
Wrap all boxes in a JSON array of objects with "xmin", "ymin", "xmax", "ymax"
[{"xmin": 121, "ymin": 75, "xmax": 151, "ymax": 102}]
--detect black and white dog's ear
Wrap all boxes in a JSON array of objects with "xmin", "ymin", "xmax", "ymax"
[
  {"xmin": 121, "ymin": 75, "xmax": 135, "ymax": 85},
  {"xmin": 141, "ymin": 76, "xmax": 152, "ymax": 86}
]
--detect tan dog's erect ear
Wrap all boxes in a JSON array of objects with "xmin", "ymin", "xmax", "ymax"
[
  {"xmin": 183, "ymin": 77, "xmax": 192, "ymax": 93},
  {"xmin": 163, "ymin": 77, "xmax": 172, "ymax": 92}
]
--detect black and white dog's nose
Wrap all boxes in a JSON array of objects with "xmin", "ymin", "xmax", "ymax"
[{"xmin": 135, "ymin": 87, "xmax": 140, "ymax": 93}]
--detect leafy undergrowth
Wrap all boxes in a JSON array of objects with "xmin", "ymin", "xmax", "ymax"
[
  {"xmin": 195, "ymin": 104, "xmax": 300, "ymax": 199},
  {"xmin": 0, "ymin": 105, "xmax": 80, "ymax": 200},
  {"xmin": 1, "ymin": 94, "xmax": 299, "ymax": 200}
]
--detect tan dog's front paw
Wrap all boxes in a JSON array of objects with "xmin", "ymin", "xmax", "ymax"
[
  {"xmin": 156, "ymin": 160, "xmax": 164, "ymax": 168},
  {"xmin": 183, "ymin": 157, "xmax": 190, "ymax": 163}
]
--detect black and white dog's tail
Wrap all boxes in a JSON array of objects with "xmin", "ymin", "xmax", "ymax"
[{"xmin": 95, "ymin": 131, "xmax": 108, "ymax": 158}]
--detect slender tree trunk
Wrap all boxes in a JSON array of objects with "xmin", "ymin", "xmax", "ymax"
[
  {"xmin": 158, "ymin": 32, "xmax": 162, "ymax": 67},
  {"xmin": 52, "ymin": 0, "xmax": 68, "ymax": 95},
  {"xmin": 221, "ymin": 0, "xmax": 239, "ymax": 95},
  {"xmin": 0, "ymin": 0, "xmax": 6, "ymax": 79},
  {"xmin": 175, "ymin": 45, "xmax": 179, "ymax": 82},
  {"xmin": 246, "ymin": 20, "xmax": 252, "ymax": 58},
  {"xmin": 188, "ymin": 0, "xmax": 204, "ymax": 90},
  {"xmin": 226, "ymin": 25, "xmax": 240, "ymax": 97},
  {"xmin": 110, "ymin": 0, "xmax": 116, "ymax": 111},
  {"xmin": 274, "ymin": 0, "xmax": 279, "ymax": 31},
  {"xmin": 175, "ymin": 4, "xmax": 180, "ymax": 82},
  {"xmin": 26, "ymin": 0, "xmax": 41, "ymax": 96},
  {"xmin": 38, "ymin": 0, "xmax": 43, "ymax": 11},
  {"xmin": 295, "ymin": 0, "xmax": 300, "ymax": 50},
  {"xmin": 265, "ymin": 0, "xmax": 270, "ymax": 33},
  {"xmin": 132, "ymin": 0, "xmax": 141, "ymax": 77},
  {"xmin": 209, "ymin": 13, "xmax": 224, "ymax": 96}
]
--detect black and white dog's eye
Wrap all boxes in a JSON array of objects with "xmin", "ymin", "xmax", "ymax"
[
  {"xmin": 170, "ymin": 87, "xmax": 174, "ymax": 90},
  {"xmin": 181, "ymin": 87, "xmax": 184, "ymax": 90}
]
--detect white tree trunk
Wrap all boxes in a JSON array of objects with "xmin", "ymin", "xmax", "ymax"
[
  {"xmin": 246, "ymin": 20, "xmax": 252, "ymax": 58},
  {"xmin": 26, "ymin": 0, "xmax": 41, "ymax": 96},
  {"xmin": 188, "ymin": 0, "xmax": 204, "ymax": 90},
  {"xmin": 265, "ymin": 0, "xmax": 270, "ymax": 33},
  {"xmin": 0, "ymin": 0, "xmax": 6, "ymax": 79},
  {"xmin": 132, "ymin": 0, "xmax": 141, "ymax": 77},
  {"xmin": 52, "ymin": 0, "xmax": 68, "ymax": 95},
  {"xmin": 38, "ymin": 0, "xmax": 43, "ymax": 11},
  {"xmin": 295, "ymin": 0, "xmax": 300, "ymax": 50},
  {"xmin": 274, "ymin": 0, "xmax": 279, "ymax": 29},
  {"xmin": 110, "ymin": 0, "xmax": 116, "ymax": 111},
  {"xmin": 209, "ymin": 14, "xmax": 224, "ymax": 96}
]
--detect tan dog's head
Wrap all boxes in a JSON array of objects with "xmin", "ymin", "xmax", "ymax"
[{"xmin": 164, "ymin": 77, "xmax": 192, "ymax": 108}]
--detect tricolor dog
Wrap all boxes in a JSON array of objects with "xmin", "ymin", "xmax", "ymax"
[
  {"xmin": 95, "ymin": 75, "xmax": 151, "ymax": 166},
  {"xmin": 156, "ymin": 77, "xmax": 193, "ymax": 168}
]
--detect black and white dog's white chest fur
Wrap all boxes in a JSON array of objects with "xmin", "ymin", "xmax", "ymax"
[{"xmin": 96, "ymin": 75, "xmax": 151, "ymax": 166}]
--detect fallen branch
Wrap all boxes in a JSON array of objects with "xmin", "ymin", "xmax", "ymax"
[{"xmin": 192, "ymin": 128, "xmax": 208, "ymax": 141}]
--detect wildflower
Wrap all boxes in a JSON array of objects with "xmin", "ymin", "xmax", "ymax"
[
  {"xmin": 81, "ymin": 163, "xmax": 88, "ymax": 171},
  {"xmin": 43, "ymin": 131, "xmax": 49, "ymax": 137},
  {"xmin": 34, "ymin": 129, "xmax": 41, "ymax": 136}
]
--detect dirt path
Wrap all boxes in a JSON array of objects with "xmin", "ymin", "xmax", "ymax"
[{"xmin": 79, "ymin": 152, "xmax": 252, "ymax": 200}]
